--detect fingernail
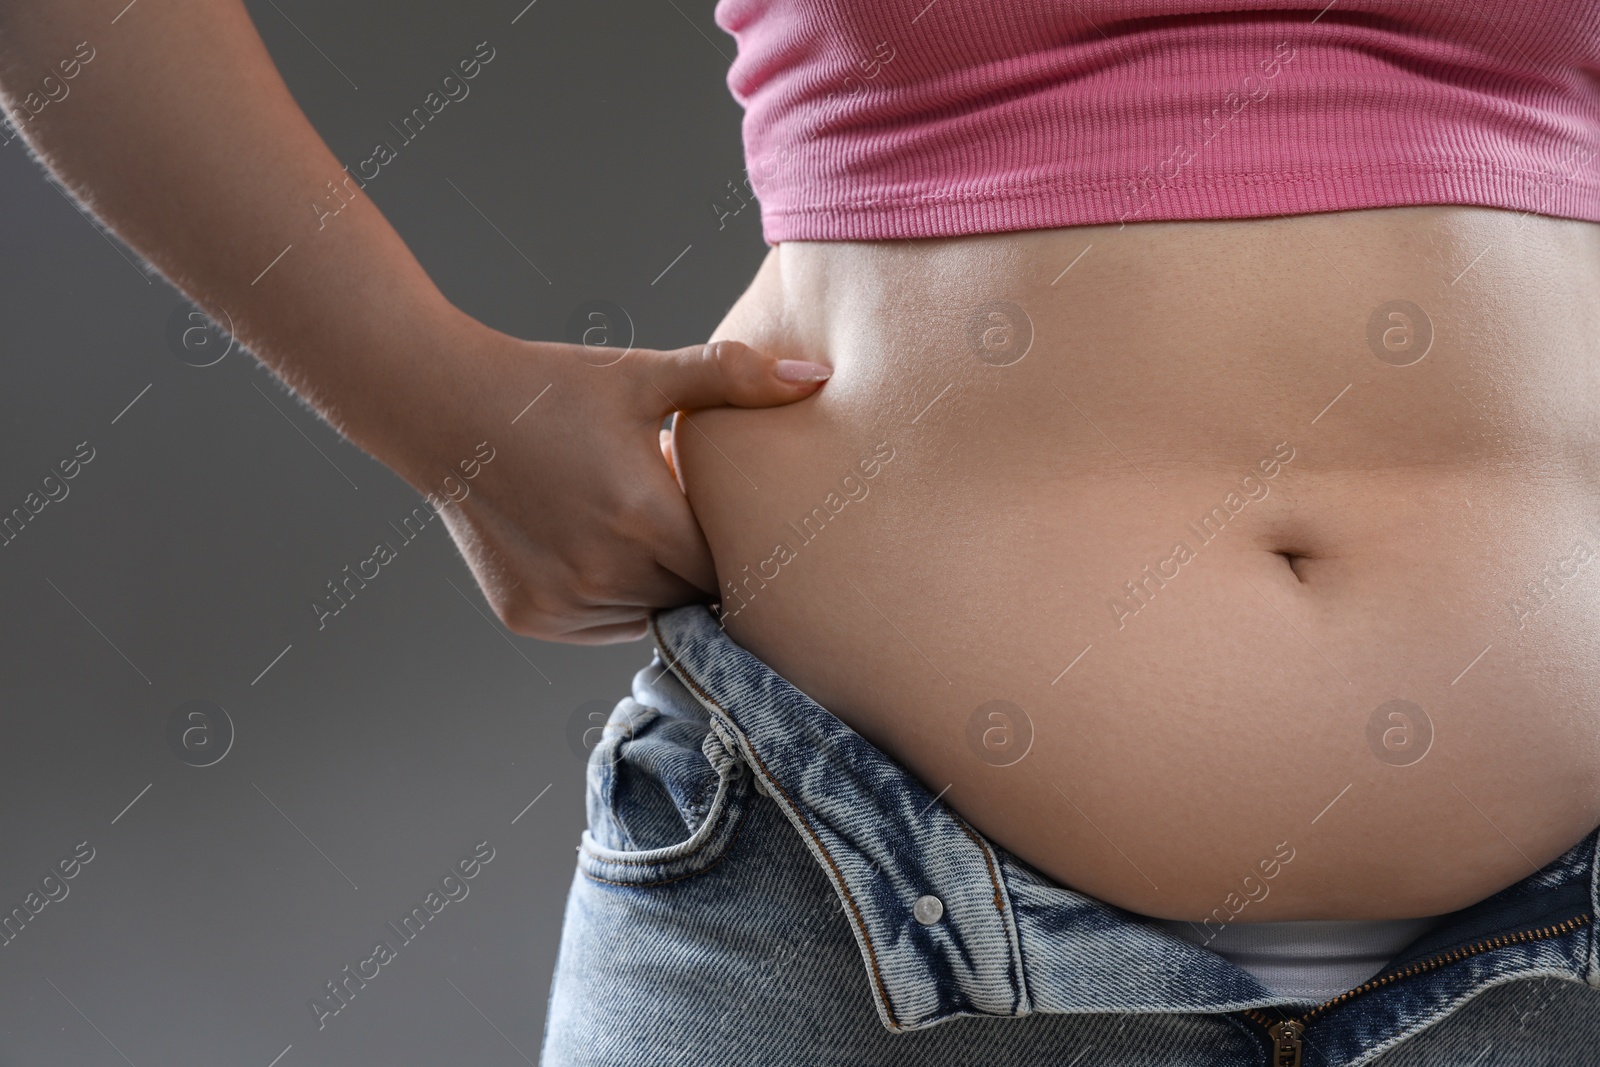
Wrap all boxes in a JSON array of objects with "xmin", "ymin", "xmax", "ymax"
[{"xmin": 774, "ymin": 359, "xmax": 833, "ymax": 384}]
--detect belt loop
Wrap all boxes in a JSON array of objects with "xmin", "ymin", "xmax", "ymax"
[
  {"xmin": 702, "ymin": 716, "xmax": 747, "ymax": 781},
  {"xmin": 706, "ymin": 715, "xmax": 773, "ymax": 798}
]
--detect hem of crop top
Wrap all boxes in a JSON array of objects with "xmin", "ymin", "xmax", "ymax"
[{"xmin": 756, "ymin": 156, "xmax": 1600, "ymax": 243}]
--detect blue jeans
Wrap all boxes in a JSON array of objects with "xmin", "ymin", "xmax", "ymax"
[{"xmin": 540, "ymin": 605, "xmax": 1600, "ymax": 1066}]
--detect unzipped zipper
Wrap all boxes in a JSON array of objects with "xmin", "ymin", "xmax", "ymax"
[{"xmin": 1238, "ymin": 913, "xmax": 1591, "ymax": 1067}]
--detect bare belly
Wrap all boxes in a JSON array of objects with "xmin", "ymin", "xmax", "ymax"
[{"xmin": 672, "ymin": 205, "xmax": 1600, "ymax": 922}]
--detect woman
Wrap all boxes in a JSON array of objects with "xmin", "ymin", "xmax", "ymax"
[{"xmin": 6, "ymin": 0, "xmax": 1599, "ymax": 1063}]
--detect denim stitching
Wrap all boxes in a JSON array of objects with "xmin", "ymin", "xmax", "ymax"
[
  {"xmin": 948, "ymin": 813, "xmax": 1006, "ymax": 914},
  {"xmin": 579, "ymin": 768, "xmax": 748, "ymax": 867},
  {"xmin": 649, "ymin": 613, "xmax": 904, "ymax": 1031},
  {"xmin": 946, "ymin": 803, "xmax": 1033, "ymax": 1014},
  {"xmin": 578, "ymin": 799, "xmax": 752, "ymax": 889}
]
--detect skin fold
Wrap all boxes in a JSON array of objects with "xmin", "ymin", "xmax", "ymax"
[{"xmin": 676, "ymin": 206, "xmax": 1600, "ymax": 920}]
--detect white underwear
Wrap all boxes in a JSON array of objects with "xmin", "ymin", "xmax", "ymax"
[{"xmin": 1152, "ymin": 915, "xmax": 1445, "ymax": 1002}]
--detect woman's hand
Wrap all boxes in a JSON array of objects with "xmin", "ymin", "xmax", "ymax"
[
  {"xmin": 385, "ymin": 318, "xmax": 831, "ymax": 644},
  {"xmin": 0, "ymin": 0, "xmax": 834, "ymax": 642},
  {"xmin": 0, "ymin": 0, "xmax": 838, "ymax": 643}
]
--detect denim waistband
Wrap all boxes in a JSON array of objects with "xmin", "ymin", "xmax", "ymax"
[{"xmin": 647, "ymin": 604, "xmax": 1600, "ymax": 1052}]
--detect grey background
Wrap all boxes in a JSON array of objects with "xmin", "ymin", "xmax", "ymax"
[{"xmin": 0, "ymin": 1, "xmax": 762, "ymax": 1063}]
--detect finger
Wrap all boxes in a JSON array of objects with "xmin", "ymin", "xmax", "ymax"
[
  {"xmin": 544, "ymin": 600, "xmax": 661, "ymax": 628},
  {"xmin": 559, "ymin": 617, "xmax": 653, "ymax": 645},
  {"xmin": 453, "ymin": 526, "xmax": 696, "ymax": 635},
  {"xmin": 636, "ymin": 339, "xmax": 832, "ymax": 415},
  {"xmin": 571, "ymin": 561, "xmax": 710, "ymax": 613},
  {"xmin": 516, "ymin": 591, "xmax": 679, "ymax": 643}
]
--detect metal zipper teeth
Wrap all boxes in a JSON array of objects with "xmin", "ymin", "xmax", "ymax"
[{"xmin": 1239, "ymin": 912, "xmax": 1592, "ymax": 1033}]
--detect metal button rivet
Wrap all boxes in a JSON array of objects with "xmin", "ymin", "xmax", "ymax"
[{"xmin": 913, "ymin": 894, "xmax": 944, "ymax": 925}]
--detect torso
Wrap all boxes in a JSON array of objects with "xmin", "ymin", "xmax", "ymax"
[{"xmin": 672, "ymin": 206, "xmax": 1600, "ymax": 921}]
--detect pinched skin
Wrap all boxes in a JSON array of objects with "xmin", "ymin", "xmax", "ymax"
[{"xmin": 674, "ymin": 205, "xmax": 1600, "ymax": 921}]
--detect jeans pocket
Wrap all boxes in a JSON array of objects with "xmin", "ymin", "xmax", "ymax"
[{"xmin": 578, "ymin": 693, "xmax": 752, "ymax": 888}]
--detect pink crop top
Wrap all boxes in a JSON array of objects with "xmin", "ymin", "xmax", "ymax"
[{"xmin": 712, "ymin": 0, "xmax": 1600, "ymax": 243}]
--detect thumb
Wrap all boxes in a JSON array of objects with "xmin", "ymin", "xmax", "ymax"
[{"xmin": 636, "ymin": 340, "xmax": 832, "ymax": 414}]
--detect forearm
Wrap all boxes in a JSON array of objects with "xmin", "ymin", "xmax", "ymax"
[{"xmin": 0, "ymin": 0, "xmax": 475, "ymax": 460}]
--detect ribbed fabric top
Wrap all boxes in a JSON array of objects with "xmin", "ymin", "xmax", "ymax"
[{"xmin": 712, "ymin": 0, "xmax": 1600, "ymax": 243}]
